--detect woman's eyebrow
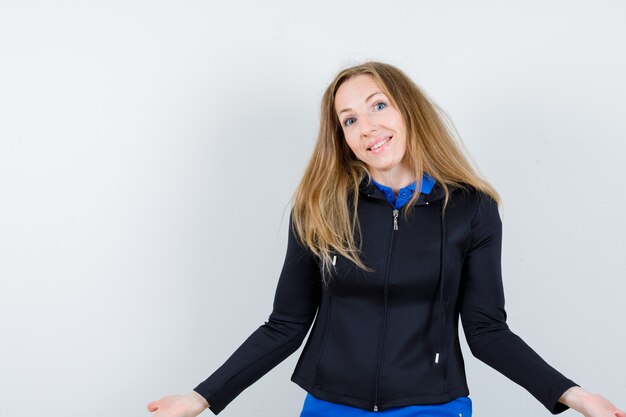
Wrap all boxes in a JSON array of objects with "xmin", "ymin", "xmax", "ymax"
[{"xmin": 338, "ymin": 92, "xmax": 384, "ymax": 116}]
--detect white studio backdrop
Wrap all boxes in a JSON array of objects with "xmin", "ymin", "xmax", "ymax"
[{"xmin": 0, "ymin": 1, "xmax": 624, "ymax": 416}]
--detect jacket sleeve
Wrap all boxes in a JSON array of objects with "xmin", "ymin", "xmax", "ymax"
[
  {"xmin": 459, "ymin": 192, "xmax": 579, "ymax": 414},
  {"xmin": 193, "ymin": 211, "xmax": 322, "ymax": 415}
]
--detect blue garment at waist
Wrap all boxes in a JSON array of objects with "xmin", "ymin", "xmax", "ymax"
[{"xmin": 299, "ymin": 393, "xmax": 472, "ymax": 417}]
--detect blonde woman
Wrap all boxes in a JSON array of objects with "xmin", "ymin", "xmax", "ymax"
[{"xmin": 147, "ymin": 62, "xmax": 624, "ymax": 417}]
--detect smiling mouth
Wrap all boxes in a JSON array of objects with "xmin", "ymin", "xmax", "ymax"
[{"xmin": 368, "ymin": 136, "xmax": 392, "ymax": 151}]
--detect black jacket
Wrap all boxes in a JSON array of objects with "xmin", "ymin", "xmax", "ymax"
[{"xmin": 193, "ymin": 178, "xmax": 578, "ymax": 415}]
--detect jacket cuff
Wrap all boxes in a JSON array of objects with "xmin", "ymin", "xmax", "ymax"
[
  {"xmin": 193, "ymin": 386, "xmax": 221, "ymax": 416},
  {"xmin": 546, "ymin": 382, "xmax": 580, "ymax": 414}
]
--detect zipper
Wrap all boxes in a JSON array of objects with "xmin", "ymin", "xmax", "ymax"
[
  {"xmin": 393, "ymin": 208, "xmax": 399, "ymax": 230},
  {"xmin": 372, "ymin": 207, "xmax": 398, "ymax": 411}
]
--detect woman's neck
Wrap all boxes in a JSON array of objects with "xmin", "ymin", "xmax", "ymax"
[{"xmin": 369, "ymin": 166, "xmax": 415, "ymax": 193}]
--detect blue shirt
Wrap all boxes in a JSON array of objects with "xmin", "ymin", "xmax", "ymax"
[{"xmin": 299, "ymin": 173, "xmax": 472, "ymax": 416}]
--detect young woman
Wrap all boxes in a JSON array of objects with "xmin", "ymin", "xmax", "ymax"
[{"xmin": 147, "ymin": 62, "xmax": 625, "ymax": 417}]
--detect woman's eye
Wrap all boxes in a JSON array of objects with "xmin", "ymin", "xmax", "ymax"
[{"xmin": 343, "ymin": 102, "xmax": 385, "ymax": 127}]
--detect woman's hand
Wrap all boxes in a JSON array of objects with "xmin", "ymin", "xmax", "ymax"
[
  {"xmin": 147, "ymin": 391, "xmax": 209, "ymax": 417},
  {"xmin": 559, "ymin": 386, "xmax": 626, "ymax": 417}
]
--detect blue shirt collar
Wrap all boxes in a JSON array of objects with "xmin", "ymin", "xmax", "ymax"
[{"xmin": 370, "ymin": 173, "xmax": 436, "ymax": 210}]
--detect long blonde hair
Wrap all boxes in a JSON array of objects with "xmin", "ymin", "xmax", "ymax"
[{"xmin": 290, "ymin": 61, "xmax": 501, "ymax": 285}]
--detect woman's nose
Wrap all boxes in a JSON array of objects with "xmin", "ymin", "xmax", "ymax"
[{"xmin": 359, "ymin": 114, "xmax": 378, "ymax": 135}]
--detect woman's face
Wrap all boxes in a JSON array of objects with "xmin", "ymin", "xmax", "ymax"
[{"xmin": 334, "ymin": 74, "xmax": 411, "ymax": 186}]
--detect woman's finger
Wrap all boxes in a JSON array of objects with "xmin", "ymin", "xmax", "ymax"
[{"xmin": 146, "ymin": 399, "xmax": 161, "ymax": 412}]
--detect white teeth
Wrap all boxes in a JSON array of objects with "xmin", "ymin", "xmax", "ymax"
[{"xmin": 370, "ymin": 136, "xmax": 391, "ymax": 150}]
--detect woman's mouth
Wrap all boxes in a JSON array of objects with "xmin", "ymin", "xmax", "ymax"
[{"xmin": 368, "ymin": 136, "xmax": 392, "ymax": 153}]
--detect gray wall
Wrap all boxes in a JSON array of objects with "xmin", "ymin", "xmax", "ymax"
[{"xmin": 1, "ymin": 1, "xmax": 624, "ymax": 416}]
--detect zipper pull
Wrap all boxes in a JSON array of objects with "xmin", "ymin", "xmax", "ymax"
[
  {"xmin": 435, "ymin": 352, "xmax": 440, "ymax": 364},
  {"xmin": 373, "ymin": 405, "xmax": 378, "ymax": 411},
  {"xmin": 393, "ymin": 209, "xmax": 399, "ymax": 230}
]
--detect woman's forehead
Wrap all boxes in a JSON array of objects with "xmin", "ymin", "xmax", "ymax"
[{"xmin": 334, "ymin": 75, "xmax": 386, "ymax": 113}]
